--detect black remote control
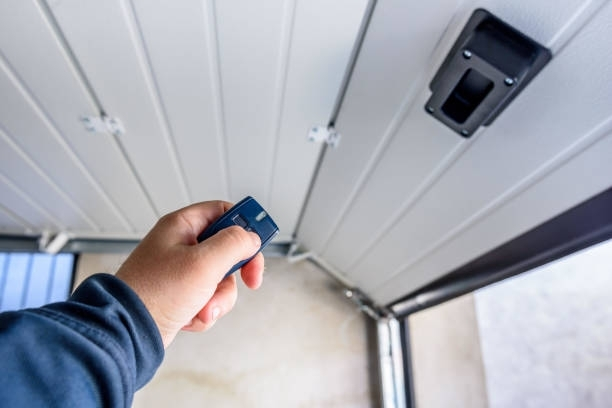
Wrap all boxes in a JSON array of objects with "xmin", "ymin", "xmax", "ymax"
[{"xmin": 197, "ymin": 196, "xmax": 279, "ymax": 277}]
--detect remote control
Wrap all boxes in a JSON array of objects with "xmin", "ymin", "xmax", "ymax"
[{"xmin": 197, "ymin": 196, "xmax": 279, "ymax": 277}]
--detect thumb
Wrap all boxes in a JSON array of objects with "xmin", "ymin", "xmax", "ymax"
[{"xmin": 197, "ymin": 225, "xmax": 261, "ymax": 283}]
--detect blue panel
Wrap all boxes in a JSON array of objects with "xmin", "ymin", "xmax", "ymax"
[
  {"xmin": 0, "ymin": 252, "xmax": 74, "ymax": 312},
  {"xmin": 24, "ymin": 254, "xmax": 54, "ymax": 308},
  {"xmin": 47, "ymin": 254, "xmax": 74, "ymax": 303},
  {"xmin": 0, "ymin": 254, "xmax": 31, "ymax": 311},
  {"xmin": 0, "ymin": 254, "xmax": 7, "ymax": 305}
]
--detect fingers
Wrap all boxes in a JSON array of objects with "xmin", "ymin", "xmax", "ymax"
[
  {"xmin": 182, "ymin": 253, "xmax": 263, "ymax": 333},
  {"xmin": 240, "ymin": 252, "xmax": 264, "ymax": 289},
  {"xmin": 183, "ymin": 238, "xmax": 264, "ymax": 333},
  {"xmin": 180, "ymin": 200, "xmax": 233, "ymax": 231},
  {"xmin": 159, "ymin": 200, "xmax": 234, "ymax": 243},
  {"xmin": 117, "ymin": 199, "xmax": 267, "ymax": 346},
  {"xmin": 196, "ymin": 225, "xmax": 261, "ymax": 284},
  {"xmin": 182, "ymin": 274, "xmax": 238, "ymax": 332}
]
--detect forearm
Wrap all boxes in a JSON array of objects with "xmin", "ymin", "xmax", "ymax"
[{"xmin": 0, "ymin": 274, "xmax": 164, "ymax": 408}]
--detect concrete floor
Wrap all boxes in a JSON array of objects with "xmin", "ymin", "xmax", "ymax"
[
  {"xmin": 475, "ymin": 239, "xmax": 612, "ymax": 408},
  {"xmin": 409, "ymin": 294, "xmax": 488, "ymax": 408},
  {"xmin": 409, "ymin": 238, "xmax": 612, "ymax": 408},
  {"xmin": 76, "ymin": 255, "xmax": 378, "ymax": 407}
]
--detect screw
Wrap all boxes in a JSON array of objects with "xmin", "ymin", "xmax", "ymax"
[
  {"xmin": 344, "ymin": 289, "xmax": 353, "ymax": 299},
  {"xmin": 426, "ymin": 106, "xmax": 435, "ymax": 113},
  {"xmin": 504, "ymin": 77, "xmax": 515, "ymax": 86},
  {"xmin": 461, "ymin": 129, "xmax": 470, "ymax": 136},
  {"xmin": 462, "ymin": 49, "xmax": 472, "ymax": 59}
]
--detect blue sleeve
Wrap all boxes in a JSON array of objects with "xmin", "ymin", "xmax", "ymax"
[{"xmin": 0, "ymin": 273, "xmax": 164, "ymax": 407}]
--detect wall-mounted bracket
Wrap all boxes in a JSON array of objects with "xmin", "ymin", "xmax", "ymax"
[
  {"xmin": 38, "ymin": 231, "xmax": 71, "ymax": 254},
  {"xmin": 307, "ymin": 125, "xmax": 341, "ymax": 148},
  {"xmin": 80, "ymin": 115, "xmax": 125, "ymax": 136},
  {"xmin": 425, "ymin": 9, "xmax": 552, "ymax": 137}
]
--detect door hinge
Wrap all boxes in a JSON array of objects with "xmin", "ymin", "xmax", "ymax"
[
  {"xmin": 307, "ymin": 125, "xmax": 341, "ymax": 148},
  {"xmin": 80, "ymin": 115, "xmax": 125, "ymax": 136}
]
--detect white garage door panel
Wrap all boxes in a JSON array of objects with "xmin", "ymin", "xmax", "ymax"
[
  {"xmin": 0, "ymin": 173, "xmax": 60, "ymax": 233},
  {"xmin": 323, "ymin": 0, "xmax": 604, "ymax": 273},
  {"xmin": 476, "ymin": 0, "xmax": 605, "ymax": 51},
  {"xmin": 0, "ymin": 128, "xmax": 94, "ymax": 231},
  {"xmin": 373, "ymin": 128, "xmax": 612, "ymax": 303},
  {"xmin": 267, "ymin": 0, "xmax": 369, "ymax": 235},
  {"xmin": 300, "ymin": 0, "xmax": 598, "ymax": 257},
  {"xmin": 298, "ymin": 0, "xmax": 463, "ymax": 253},
  {"xmin": 0, "ymin": 0, "xmax": 157, "ymax": 235},
  {"xmin": 48, "ymin": 0, "xmax": 191, "ymax": 215},
  {"xmin": 9, "ymin": 0, "xmax": 368, "ymax": 241},
  {"xmin": 130, "ymin": 0, "xmax": 228, "ymax": 203},
  {"xmin": 131, "ymin": 0, "xmax": 367, "ymax": 237},
  {"xmin": 297, "ymin": 0, "xmax": 612, "ymax": 302},
  {"xmin": 0, "ymin": 65, "xmax": 131, "ymax": 232},
  {"xmin": 320, "ymin": 89, "xmax": 462, "ymax": 269},
  {"xmin": 214, "ymin": 0, "xmax": 286, "ymax": 204},
  {"xmin": 0, "ymin": 207, "xmax": 29, "ymax": 234},
  {"xmin": 122, "ymin": 0, "xmax": 366, "ymax": 239},
  {"xmin": 354, "ymin": 1, "xmax": 612, "ymax": 300}
]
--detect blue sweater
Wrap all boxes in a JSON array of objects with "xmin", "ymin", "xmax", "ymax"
[{"xmin": 0, "ymin": 274, "xmax": 164, "ymax": 407}]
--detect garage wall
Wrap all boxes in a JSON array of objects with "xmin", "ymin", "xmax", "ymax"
[
  {"xmin": 298, "ymin": 0, "xmax": 612, "ymax": 305},
  {"xmin": 0, "ymin": 0, "xmax": 368, "ymax": 241}
]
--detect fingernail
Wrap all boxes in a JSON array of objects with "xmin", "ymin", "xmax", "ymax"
[{"xmin": 211, "ymin": 307, "xmax": 221, "ymax": 321}]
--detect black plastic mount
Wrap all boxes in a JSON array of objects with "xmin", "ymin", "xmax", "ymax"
[{"xmin": 425, "ymin": 9, "xmax": 552, "ymax": 137}]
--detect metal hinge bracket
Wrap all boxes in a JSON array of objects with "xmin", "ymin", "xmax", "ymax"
[
  {"xmin": 307, "ymin": 125, "xmax": 341, "ymax": 148},
  {"xmin": 80, "ymin": 115, "xmax": 125, "ymax": 136}
]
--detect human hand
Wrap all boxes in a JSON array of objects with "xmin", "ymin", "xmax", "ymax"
[{"xmin": 115, "ymin": 201, "xmax": 264, "ymax": 348}]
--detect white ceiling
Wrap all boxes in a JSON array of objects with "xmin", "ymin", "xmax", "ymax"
[
  {"xmin": 298, "ymin": 0, "xmax": 612, "ymax": 304},
  {"xmin": 0, "ymin": 0, "xmax": 368, "ymax": 241},
  {"xmin": 2, "ymin": 0, "xmax": 612, "ymax": 305}
]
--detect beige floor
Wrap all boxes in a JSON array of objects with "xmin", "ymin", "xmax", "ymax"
[
  {"xmin": 474, "ymin": 239, "xmax": 612, "ymax": 408},
  {"xmin": 76, "ymin": 255, "xmax": 377, "ymax": 407},
  {"xmin": 408, "ymin": 238, "xmax": 612, "ymax": 408},
  {"xmin": 409, "ymin": 294, "xmax": 488, "ymax": 408}
]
